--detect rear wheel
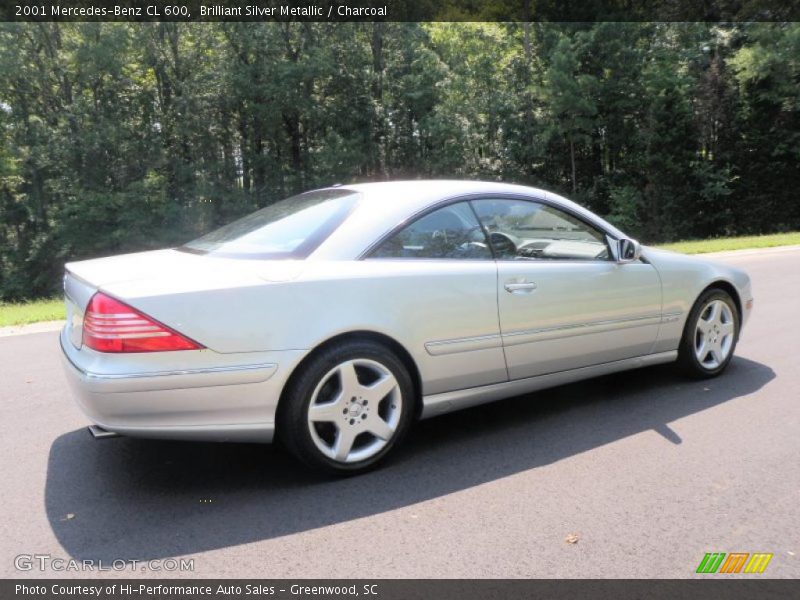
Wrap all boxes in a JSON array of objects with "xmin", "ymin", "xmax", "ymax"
[
  {"xmin": 678, "ymin": 288, "xmax": 739, "ymax": 378},
  {"xmin": 278, "ymin": 339, "xmax": 414, "ymax": 475}
]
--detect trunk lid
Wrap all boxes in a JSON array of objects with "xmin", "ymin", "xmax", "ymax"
[
  {"xmin": 65, "ymin": 248, "xmax": 304, "ymax": 292},
  {"xmin": 66, "ymin": 249, "xmax": 302, "ymax": 288},
  {"xmin": 63, "ymin": 249, "xmax": 306, "ymax": 352}
]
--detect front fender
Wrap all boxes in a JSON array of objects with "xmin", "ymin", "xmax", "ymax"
[{"xmin": 642, "ymin": 247, "xmax": 753, "ymax": 351}]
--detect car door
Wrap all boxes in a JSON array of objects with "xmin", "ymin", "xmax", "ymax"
[
  {"xmin": 366, "ymin": 200, "xmax": 507, "ymax": 394},
  {"xmin": 470, "ymin": 197, "xmax": 662, "ymax": 380}
]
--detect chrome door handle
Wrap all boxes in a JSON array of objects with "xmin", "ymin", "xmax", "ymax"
[{"xmin": 504, "ymin": 281, "xmax": 537, "ymax": 293}]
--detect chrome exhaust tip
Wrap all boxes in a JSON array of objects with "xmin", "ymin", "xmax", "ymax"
[{"xmin": 87, "ymin": 424, "xmax": 120, "ymax": 439}]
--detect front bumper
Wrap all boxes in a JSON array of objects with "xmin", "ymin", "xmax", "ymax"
[{"xmin": 60, "ymin": 328, "xmax": 305, "ymax": 443}]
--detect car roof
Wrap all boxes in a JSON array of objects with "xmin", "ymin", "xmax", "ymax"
[{"xmin": 341, "ymin": 180, "xmax": 549, "ymax": 205}]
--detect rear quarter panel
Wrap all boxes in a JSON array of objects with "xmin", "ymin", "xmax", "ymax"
[{"xmin": 101, "ymin": 260, "xmax": 508, "ymax": 396}]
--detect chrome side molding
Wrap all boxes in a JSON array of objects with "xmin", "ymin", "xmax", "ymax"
[{"xmin": 424, "ymin": 333, "xmax": 502, "ymax": 356}]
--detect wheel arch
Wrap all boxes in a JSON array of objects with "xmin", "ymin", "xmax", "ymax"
[
  {"xmin": 701, "ymin": 279, "xmax": 743, "ymax": 324},
  {"xmin": 276, "ymin": 330, "xmax": 424, "ymax": 428}
]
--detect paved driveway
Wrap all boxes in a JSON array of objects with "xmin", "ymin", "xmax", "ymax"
[{"xmin": 0, "ymin": 248, "xmax": 797, "ymax": 578}]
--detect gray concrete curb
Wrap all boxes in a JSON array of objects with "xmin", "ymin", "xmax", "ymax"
[
  {"xmin": 0, "ymin": 320, "xmax": 65, "ymax": 338},
  {"xmin": 681, "ymin": 243, "xmax": 800, "ymax": 258}
]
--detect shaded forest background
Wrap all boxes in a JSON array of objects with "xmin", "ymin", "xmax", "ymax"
[{"xmin": 0, "ymin": 22, "xmax": 798, "ymax": 300}]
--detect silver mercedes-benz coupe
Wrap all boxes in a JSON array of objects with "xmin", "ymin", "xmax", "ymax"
[{"xmin": 61, "ymin": 181, "xmax": 753, "ymax": 473}]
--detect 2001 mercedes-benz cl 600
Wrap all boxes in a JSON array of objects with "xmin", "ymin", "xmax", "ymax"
[{"xmin": 61, "ymin": 181, "xmax": 753, "ymax": 473}]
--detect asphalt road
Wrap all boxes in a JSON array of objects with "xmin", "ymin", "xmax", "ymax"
[{"xmin": 1, "ymin": 248, "xmax": 798, "ymax": 579}]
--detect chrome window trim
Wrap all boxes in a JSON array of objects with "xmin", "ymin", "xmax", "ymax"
[{"xmin": 359, "ymin": 192, "xmax": 622, "ymax": 262}]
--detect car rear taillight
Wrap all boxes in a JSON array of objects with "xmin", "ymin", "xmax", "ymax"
[{"xmin": 82, "ymin": 292, "xmax": 203, "ymax": 353}]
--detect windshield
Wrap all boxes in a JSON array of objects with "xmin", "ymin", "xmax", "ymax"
[{"xmin": 180, "ymin": 189, "xmax": 359, "ymax": 259}]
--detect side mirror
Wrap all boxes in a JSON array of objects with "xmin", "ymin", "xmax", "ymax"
[{"xmin": 616, "ymin": 238, "xmax": 641, "ymax": 263}]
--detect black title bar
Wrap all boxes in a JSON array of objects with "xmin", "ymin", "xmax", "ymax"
[
  {"xmin": 1, "ymin": 0, "xmax": 800, "ymax": 22},
  {"xmin": 3, "ymin": 580, "xmax": 797, "ymax": 600}
]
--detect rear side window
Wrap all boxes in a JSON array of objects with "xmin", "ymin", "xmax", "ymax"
[
  {"xmin": 370, "ymin": 202, "xmax": 491, "ymax": 260},
  {"xmin": 180, "ymin": 189, "xmax": 359, "ymax": 259}
]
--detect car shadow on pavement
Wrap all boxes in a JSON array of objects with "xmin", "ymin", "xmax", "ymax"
[{"xmin": 45, "ymin": 356, "xmax": 774, "ymax": 562}]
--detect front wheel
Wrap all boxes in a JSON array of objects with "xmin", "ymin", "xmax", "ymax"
[
  {"xmin": 278, "ymin": 339, "xmax": 415, "ymax": 475},
  {"xmin": 678, "ymin": 288, "xmax": 740, "ymax": 378}
]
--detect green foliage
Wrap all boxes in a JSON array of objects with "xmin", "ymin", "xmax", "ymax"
[
  {"xmin": 657, "ymin": 231, "xmax": 800, "ymax": 254},
  {"xmin": 606, "ymin": 185, "xmax": 642, "ymax": 235},
  {"xmin": 0, "ymin": 22, "xmax": 799, "ymax": 300},
  {"xmin": 0, "ymin": 297, "xmax": 64, "ymax": 326}
]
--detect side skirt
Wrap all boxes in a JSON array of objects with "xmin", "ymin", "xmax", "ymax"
[{"xmin": 420, "ymin": 351, "xmax": 678, "ymax": 419}]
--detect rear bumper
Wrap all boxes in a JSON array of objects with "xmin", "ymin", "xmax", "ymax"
[{"xmin": 59, "ymin": 328, "xmax": 305, "ymax": 443}]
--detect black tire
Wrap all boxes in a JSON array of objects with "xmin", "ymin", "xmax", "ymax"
[
  {"xmin": 277, "ymin": 338, "xmax": 415, "ymax": 475},
  {"xmin": 677, "ymin": 288, "xmax": 740, "ymax": 378}
]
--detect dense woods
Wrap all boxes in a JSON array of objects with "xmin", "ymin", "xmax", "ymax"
[{"xmin": 1, "ymin": 22, "xmax": 798, "ymax": 299}]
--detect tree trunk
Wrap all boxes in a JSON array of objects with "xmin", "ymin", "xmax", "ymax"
[
  {"xmin": 371, "ymin": 23, "xmax": 386, "ymax": 177},
  {"xmin": 569, "ymin": 136, "xmax": 577, "ymax": 195}
]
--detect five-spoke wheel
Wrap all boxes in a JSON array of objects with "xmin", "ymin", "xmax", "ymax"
[
  {"xmin": 679, "ymin": 288, "xmax": 740, "ymax": 378},
  {"xmin": 278, "ymin": 339, "xmax": 413, "ymax": 474},
  {"xmin": 693, "ymin": 299, "xmax": 735, "ymax": 369},
  {"xmin": 307, "ymin": 359, "xmax": 402, "ymax": 463}
]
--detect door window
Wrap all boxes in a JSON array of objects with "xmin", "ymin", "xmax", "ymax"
[{"xmin": 470, "ymin": 198, "xmax": 610, "ymax": 261}]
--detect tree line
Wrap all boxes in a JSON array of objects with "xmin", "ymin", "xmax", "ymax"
[{"xmin": 1, "ymin": 22, "xmax": 798, "ymax": 299}]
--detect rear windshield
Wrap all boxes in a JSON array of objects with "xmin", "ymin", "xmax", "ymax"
[{"xmin": 180, "ymin": 189, "xmax": 359, "ymax": 259}]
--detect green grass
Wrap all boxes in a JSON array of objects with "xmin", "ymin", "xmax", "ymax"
[
  {"xmin": 1, "ymin": 230, "xmax": 799, "ymax": 328},
  {"xmin": 656, "ymin": 231, "xmax": 800, "ymax": 255},
  {"xmin": 0, "ymin": 298, "xmax": 66, "ymax": 327}
]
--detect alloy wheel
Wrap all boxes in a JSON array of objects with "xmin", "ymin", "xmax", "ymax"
[
  {"xmin": 306, "ymin": 358, "xmax": 402, "ymax": 463},
  {"xmin": 694, "ymin": 299, "xmax": 735, "ymax": 370}
]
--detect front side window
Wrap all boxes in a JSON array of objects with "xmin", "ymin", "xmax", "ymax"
[
  {"xmin": 371, "ymin": 202, "xmax": 491, "ymax": 260},
  {"xmin": 470, "ymin": 198, "xmax": 610, "ymax": 260},
  {"xmin": 181, "ymin": 189, "xmax": 359, "ymax": 259}
]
